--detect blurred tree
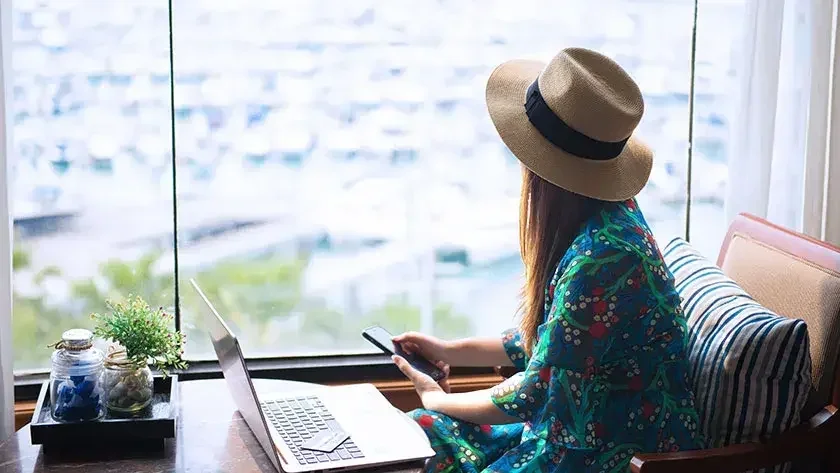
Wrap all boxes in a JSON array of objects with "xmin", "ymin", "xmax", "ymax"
[
  {"xmin": 287, "ymin": 296, "xmax": 473, "ymax": 353},
  {"xmin": 432, "ymin": 302, "xmax": 472, "ymax": 338},
  {"xmin": 71, "ymin": 251, "xmax": 175, "ymax": 317},
  {"xmin": 11, "ymin": 245, "xmax": 68, "ymax": 370},
  {"xmin": 178, "ymin": 253, "xmax": 310, "ymax": 349},
  {"xmin": 179, "ymin": 254, "xmax": 307, "ymax": 327},
  {"xmin": 358, "ymin": 296, "xmax": 421, "ymax": 335},
  {"xmin": 298, "ymin": 299, "xmax": 346, "ymax": 344},
  {"xmin": 12, "ymin": 246, "xmax": 474, "ymax": 368},
  {"xmin": 12, "ymin": 246, "xmax": 29, "ymax": 270},
  {"xmin": 356, "ymin": 298, "xmax": 473, "ymax": 340}
]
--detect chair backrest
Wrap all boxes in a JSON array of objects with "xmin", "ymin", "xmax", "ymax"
[{"xmin": 717, "ymin": 213, "xmax": 840, "ymax": 410}]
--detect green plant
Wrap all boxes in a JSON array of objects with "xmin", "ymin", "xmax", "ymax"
[{"xmin": 91, "ymin": 294, "xmax": 187, "ymax": 375}]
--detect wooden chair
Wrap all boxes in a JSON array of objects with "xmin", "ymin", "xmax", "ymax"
[
  {"xmin": 500, "ymin": 214, "xmax": 840, "ymax": 472},
  {"xmin": 633, "ymin": 214, "xmax": 840, "ymax": 472}
]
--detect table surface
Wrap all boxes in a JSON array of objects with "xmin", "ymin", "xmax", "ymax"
[{"xmin": 0, "ymin": 379, "xmax": 426, "ymax": 473}]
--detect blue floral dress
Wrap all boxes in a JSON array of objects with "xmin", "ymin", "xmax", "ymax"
[{"xmin": 410, "ymin": 199, "xmax": 704, "ymax": 472}]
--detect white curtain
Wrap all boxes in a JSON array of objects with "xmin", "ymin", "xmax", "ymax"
[
  {"xmin": 817, "ymin": 0, "xmax": 840, "ymax": 244},
  {"xmin": 0, "ymin": 0, "xmax": 13, "ymax": 441},
  {"xmin": 726, "ymin": 0, "xmax": 840, "ymax": 245}
]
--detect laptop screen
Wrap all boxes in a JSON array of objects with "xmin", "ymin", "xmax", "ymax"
[{"xmin": 190, "ymin": 279, "xmax": 282, "ymax": 472}]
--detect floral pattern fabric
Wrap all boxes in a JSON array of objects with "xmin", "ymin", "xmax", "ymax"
[{"xmin": 410, "ymin": 199, "xmax": 704, "ymax": 472}]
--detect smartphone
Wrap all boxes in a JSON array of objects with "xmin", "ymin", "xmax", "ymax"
[{"xmin": 362, "ymin": 325, "xmax": 446, "ymax": 382}]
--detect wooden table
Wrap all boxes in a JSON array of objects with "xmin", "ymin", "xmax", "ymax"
[{"xmin": 0, "ymin": 379, "xmax": 426, "ymax": 473}]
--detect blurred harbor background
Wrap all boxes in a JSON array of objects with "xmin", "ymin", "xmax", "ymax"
[{"xmin": 10, "ymin": 0, "xmax": 742, "ymax": 369}]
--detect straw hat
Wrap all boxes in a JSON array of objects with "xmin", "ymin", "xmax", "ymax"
[{"xmin": 486, "ymin": 47, "xmax": 652, "ymax": 202}]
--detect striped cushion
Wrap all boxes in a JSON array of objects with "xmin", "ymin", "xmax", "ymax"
[{"xmin": 664, "ymin": 238, "xmax": 811, "ymax": 472}]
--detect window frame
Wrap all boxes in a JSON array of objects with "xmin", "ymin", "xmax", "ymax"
[{"xmin": 7, "ymin": 0, "xmax": 704, "ymax": 402}]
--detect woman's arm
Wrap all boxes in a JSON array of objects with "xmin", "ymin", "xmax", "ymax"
[
  {"xmin": 447, "ymin": 337, "xmax": 515, "ymax": 367},
  {"xmin": 421, "ymin": 389, "xmax": 522, "ymax": 425},
  {"xmin": 393, "ymin": 332, "xmax": 517, "ymax": 367},
  {"xmin": 392, "ymin": 355, "xmax": 521, "ymax": 425}
]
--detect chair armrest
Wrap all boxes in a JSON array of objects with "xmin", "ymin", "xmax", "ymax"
[{"xmin": 630, "ymin": 405, "xmax": 839, "ymax": 473}]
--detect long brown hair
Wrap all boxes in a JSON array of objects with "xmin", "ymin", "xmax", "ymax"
[{"xmin": 518, "ymin": 166, "xmax": 603, "ymax": 354}]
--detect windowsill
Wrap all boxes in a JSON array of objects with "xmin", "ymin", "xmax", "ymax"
[
  {"xmin": 13, "ymin": 353, "xmax": 496, "ymax": 401},
  {"xmin": 13, "ymin": 371, "xmax": 503, "ymax": 431}
]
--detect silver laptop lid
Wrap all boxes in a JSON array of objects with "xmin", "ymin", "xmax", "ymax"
[{"xmin": 191, "ymin": 278, "xmax": 283, "ymax": 472}]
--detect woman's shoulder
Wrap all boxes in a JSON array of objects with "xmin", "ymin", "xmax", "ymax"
[
  {"xmin": 555, "ymin": 199, "xmax": 665, "ymax": 283},
  {"xmin": 588, "ymin": 198, "xmax": 649, "ymax": 234},
  {"xmin": 570, "ymin": 199, "xmax": 650, "ymax": 253}
]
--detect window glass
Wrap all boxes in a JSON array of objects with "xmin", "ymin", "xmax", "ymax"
[
  {"xmin": 11, "ymin": 0, "xmax": 174, "ymax": 371},
  {"xmin": 172, "ymin": 0, "xmax": 694, "ymax": 359},
  {"xmin": 688, "ymin": 0, "xmax": 746, "ymax": 257},
  {"xmin": 8, "ymin": 0, "xmax": 742, "ymax": 368}
]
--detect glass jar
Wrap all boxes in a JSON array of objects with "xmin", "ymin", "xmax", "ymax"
[
  {"xmin": 49, "ymin": 329, "xmax": 104, "ymax": 422},
  {"xmin": 100, "ymin": 347, "xmax": 154, "ymax": 414}
]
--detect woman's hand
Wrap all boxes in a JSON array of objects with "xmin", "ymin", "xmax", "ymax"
[
  {"xmin": 392, "ymin": 332, "xmax": 453, "ymax": 365},
  {"xmin": 394, "ymin": 332, "xmax": 515, "ymax": 368},
  {"xmin": 392, "ymin": 355, "xmax": 450, "ymax": 408},
  {"xmin": 392, "ymin": 332, "xmax": 453, "ymax": 393},
  {"xmin": 394, "ymin": 355, "xmax": 521, "ymax": 425}
]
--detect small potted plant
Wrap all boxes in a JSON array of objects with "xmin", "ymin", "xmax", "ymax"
[{"xmin": 92, "ymin": 295, "xmax": 187, "ymax": 414}]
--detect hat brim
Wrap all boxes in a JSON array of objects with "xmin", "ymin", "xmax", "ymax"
[{"xmin": 486, "ymin": 59, "xmax": 653, "ymax": 202}]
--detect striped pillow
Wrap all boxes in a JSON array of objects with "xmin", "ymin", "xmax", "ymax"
[{"xmin": 663, "ymin": 238, "xmax": 811, "ymax": 472}]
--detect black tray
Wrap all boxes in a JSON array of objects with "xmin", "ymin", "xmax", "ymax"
[{"xmin": 30, "ymin": 375, "xmax": 178, "ymax": 452}]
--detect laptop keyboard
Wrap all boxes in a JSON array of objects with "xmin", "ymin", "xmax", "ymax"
[{"xmin": 261, "ymin": 396, "xmax": 365, "ymax": 465}]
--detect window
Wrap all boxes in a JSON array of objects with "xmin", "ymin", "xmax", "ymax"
[
  {"xmin": 12, "ymin": 0, "xmax": 175, "ymax": 372},
  {"xmin": 688, "ymin": 0, "xmax": 746, "ymax": 258},
  {"xmin": 11, "ymin": 0, "xmax": 743, "ymax": 371}
]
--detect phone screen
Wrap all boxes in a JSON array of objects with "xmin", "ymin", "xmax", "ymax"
[
  {"xmin": 362, "ymin": 326, "xmax": 445, "ymax": 381},
  {"xmin": 363, "ymin": 326, "xmax": 400, "ymax": 355}
]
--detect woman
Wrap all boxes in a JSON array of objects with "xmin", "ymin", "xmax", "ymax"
[{"xmin": 391, "ymin": 48, "xmax": 703, "ymax": 472}]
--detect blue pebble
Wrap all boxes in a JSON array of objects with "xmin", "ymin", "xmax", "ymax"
[
  {"xmin": 75, "ymin": 380, "xmax": 94, "ymax": 398},
  {"xmin": 58, "ymin": 384, "xmax": 73, "ymax": 403},
  {"xmin": 70, "ymin": 393, "xmax": 90, "ymax": 408},
  {"xmin": 53, "ymin": 377, "xmax": 102, "ymax": 421}
]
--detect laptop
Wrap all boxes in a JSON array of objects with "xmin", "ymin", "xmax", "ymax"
[{"xmin": 192, "ymin": 279, "xmax": 434, "ymax": 472}]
